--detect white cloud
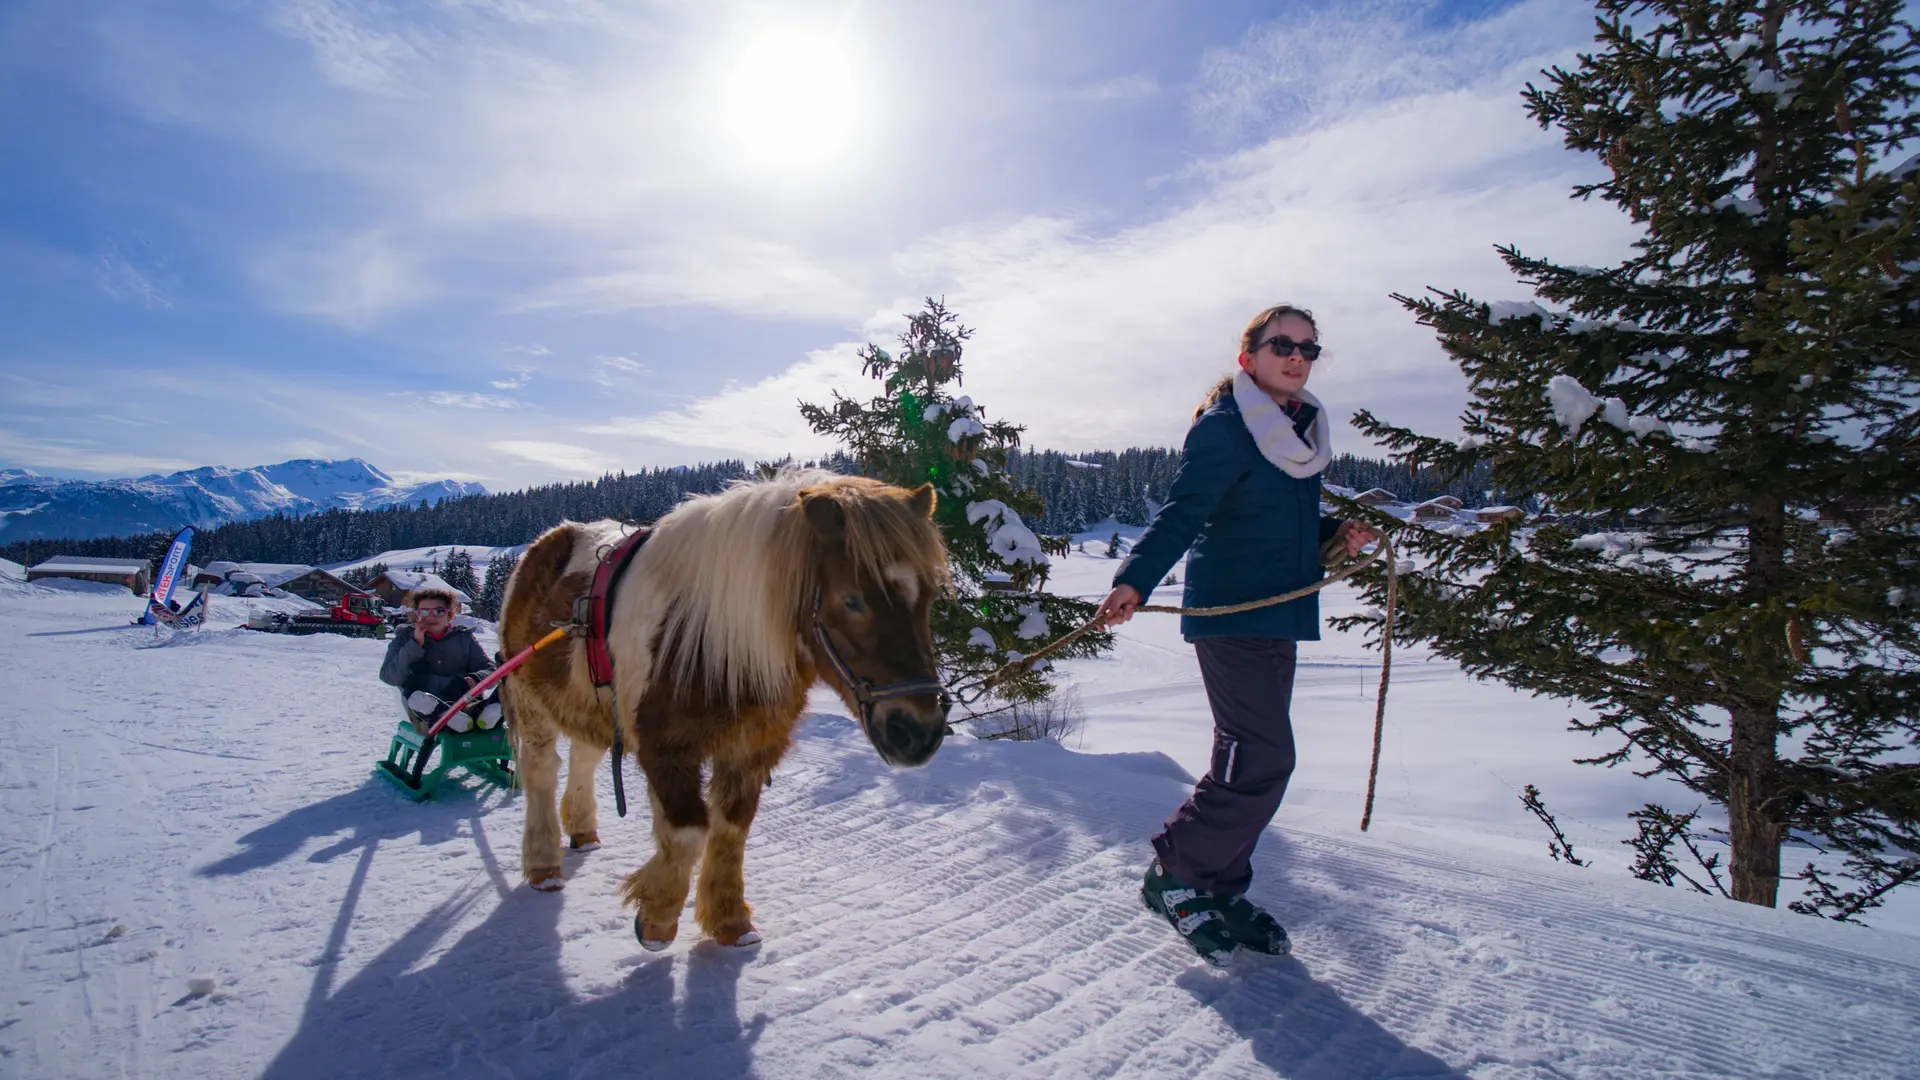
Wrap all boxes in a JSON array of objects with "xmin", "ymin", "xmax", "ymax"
[
  {"xmin": 1189, "ymin": 0, "xmax": 1590, "ymax": 139},
  {"xmin": 269, "ymin": 0, "xmax": 426, "ymax": 96},
  {"xmin": 383, "ymin": 467, "xmax": 492, "ymax": 486},
  {"xmin": 514, "ymin": 238, "xmax": 869, "ymax": 322},
  {"xmin": 42, "ymin": 0, "xmax": 1645, "ymax": 489},
  {"xmin": 590, "ymin": 355, "xmax": 650, "ymax": 387},
  {"xmin": 250, "ymin": 229, "xmax": 434, "ymax": 328},
  {"xmin": 425, "ymin": 391, "xmax": 521, "ymax": 409},
  {"xmin": 96, "ymin": 245, "xmax": 172, "ymax": 309},
  {"xmin": 489, "ymin": 440, "xmax": 624, "ymax": 477},
  {"xmin": 0, "ymin": 431, "xmax": 200, "ymax": 477},
  {"xmin": 275, "ymin": 438, "xmax": 342, "ymax": 459},
  {"xmin": 582, "ymin": 344, "xmax": 863, "ymax": 460},
  {"xmin": 653, "ymin": 24, "xmax": 1635, "ymax": 458},
  {"xmin": 1070, "ymin": 74, "xmax": 1159, "ymax": 104}
]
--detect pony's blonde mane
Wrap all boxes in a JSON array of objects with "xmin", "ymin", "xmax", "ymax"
[{"xmin": 636, "ymin": 468, "xmax": 946, "ymax": 706}]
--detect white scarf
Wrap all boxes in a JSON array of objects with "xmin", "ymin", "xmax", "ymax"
[{"xmin": 1233, "ymin": 371, "xmax": 1333, "ymax": 479}]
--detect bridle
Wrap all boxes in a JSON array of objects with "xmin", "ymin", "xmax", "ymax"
[{"xmin": 808, "ymin": 588, "xmax": 951, "ymax": 728}]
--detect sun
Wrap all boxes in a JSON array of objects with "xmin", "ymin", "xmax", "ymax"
[{"xmin": 718, "ymin": 25, "xmax": 864, "ymax": 172}]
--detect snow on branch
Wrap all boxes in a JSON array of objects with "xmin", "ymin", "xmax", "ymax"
[
  {"xmin": 1546, "ymin": 375, "xmax": 1669, "ymax": 440},
  {"xmin": 966, "ymin": 499, "xmax": 1045, "ymax": 566}
]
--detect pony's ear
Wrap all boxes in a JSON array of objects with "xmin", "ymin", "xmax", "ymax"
[
  {"xmin": 910, "ymin": 483, "xmax": 937, "ymax": 519},
  {"xmin": 801, "ymin": 490, "xmax": 846, "ymax": 541}
]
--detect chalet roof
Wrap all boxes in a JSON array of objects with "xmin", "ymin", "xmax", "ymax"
[
  {"xmin": 261, "ymin": 566, "xmax": 349, "ymax": 589},
  {"xmin": 29, "ymin": 556, "xmax": 151, "ymax": 574},
  {"xmin": 376, "ymin": 569, "xmax": 471, "ymax": 604}
]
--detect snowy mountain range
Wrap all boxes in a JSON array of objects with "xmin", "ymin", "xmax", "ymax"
[{"xmin": 0, "ymin": 458, "xmax": 486, "ymax": 542}]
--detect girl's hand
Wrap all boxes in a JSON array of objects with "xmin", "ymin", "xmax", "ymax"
[
  {"xmin": 1096, "ymin": 585, "xmax": 1142, "ymax": 628},
  {"xmin": 1336, "ymin": 520, "xmax": 1379, "ymax": 556}
]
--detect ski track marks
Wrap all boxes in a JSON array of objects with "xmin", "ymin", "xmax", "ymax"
[{"xmin": 1, "ymin": 588, "xmax": 1917, "ymax": 1079}]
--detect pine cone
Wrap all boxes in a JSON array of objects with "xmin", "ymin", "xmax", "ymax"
[{"xmin": 1786, "ymin": 616, "xmax": 1810, "ymax": 663}]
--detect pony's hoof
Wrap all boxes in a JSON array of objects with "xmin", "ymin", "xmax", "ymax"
[
  {"xmin": 634, "ymin": 914, "xmax": 677, "ymax": 951},
  {"xmin": 716, "ymin": 927, "xmax": 762, "ymax": 948},
  {"xmin": 528, "ymin": 868, "xmax": 566, "ymax": 891},
  {"xmin": 569, "ymin": 832, "xmax": 602, "ymax": 852}
]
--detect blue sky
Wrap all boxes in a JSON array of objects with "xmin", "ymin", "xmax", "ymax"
[{"xmin": 0, "ymin": 0, "xmax": 1640, "ymax": 491}]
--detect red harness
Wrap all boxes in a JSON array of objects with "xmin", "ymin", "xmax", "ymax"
[{"xmin": 581, "ymin": 526, "xmax": 652, "ymax": 687}]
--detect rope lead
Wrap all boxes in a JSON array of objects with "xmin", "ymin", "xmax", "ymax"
[{"xmin": 955, "ymin": 535, "xmax": 1400, "ymax": 832}]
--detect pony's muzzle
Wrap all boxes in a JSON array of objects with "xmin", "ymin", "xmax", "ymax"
[{"xmin": 875, "ymin": 703, "xmax": 946, "ymax": 767}]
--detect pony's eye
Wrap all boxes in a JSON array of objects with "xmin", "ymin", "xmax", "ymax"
[{"xmin": 842, "ymin": 594, "xmax": 865, "ymax": 613}]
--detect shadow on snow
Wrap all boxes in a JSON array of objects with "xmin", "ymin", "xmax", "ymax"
[{"xmin": 213, "ymin": 714, "xmax": 1459, "ymax": 1079}]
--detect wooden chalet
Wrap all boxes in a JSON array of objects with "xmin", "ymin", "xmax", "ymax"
[{"xmin": 26, "ymin": 556, "xmax": 153, "ymax": 594}]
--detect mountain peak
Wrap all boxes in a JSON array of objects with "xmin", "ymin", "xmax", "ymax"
[{"xmin": 0, "ymin": 459, "xmax": 487, "ymax": 543}]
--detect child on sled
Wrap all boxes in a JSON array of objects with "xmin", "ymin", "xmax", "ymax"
[{"xmin": 379, "ymin": 586, "xmax": 502, "ymax": 734}]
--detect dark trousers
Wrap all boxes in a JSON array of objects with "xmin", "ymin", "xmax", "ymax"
[{"xmin": 1152, "ymin": 636, "xmax": 1298, "ymax": 896}]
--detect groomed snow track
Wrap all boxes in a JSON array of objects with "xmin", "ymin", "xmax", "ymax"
[{"xmin": 2, "ymin": 576, "xmax": 1917, "ymax": 1079}]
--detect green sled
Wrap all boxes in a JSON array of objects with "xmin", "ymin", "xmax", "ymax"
[{"xmin": 375, "ymin": 719, "xmax": 516, "ymax": 800}]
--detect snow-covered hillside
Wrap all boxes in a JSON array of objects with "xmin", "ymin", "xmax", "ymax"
[
  {"xmin": 2, "ymin": 551, "xmax": 1915, "ymax": 1079},
  {"xmin": 0, "ymin": 459, "xmax": 484, "ymax": 543}
]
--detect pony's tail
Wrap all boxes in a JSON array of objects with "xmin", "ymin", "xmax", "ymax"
[{"xmin": 500, "ymin": 677, "xmax": 523, "ymax": 791}]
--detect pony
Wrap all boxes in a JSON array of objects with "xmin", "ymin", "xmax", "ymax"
[{"xmin": 497, "ymin": 470, "xmax": 951, "ymax": 949}]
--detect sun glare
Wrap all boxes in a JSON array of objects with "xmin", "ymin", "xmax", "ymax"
[{"xmin": 718, "ymin": 26, "xmax": 863, "ymax": 172}]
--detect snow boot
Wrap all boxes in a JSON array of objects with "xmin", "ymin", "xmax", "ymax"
[
  {"xmin": 1219, "ymin": 892, "xmax": 1291, "ymax": 956},
  {"xmin": 475, "ymin": 701, "xmax": 504, "ymax": 730},
  {"xmin": 1140, "ymin": 860, "xmax": 1236, "ymax": 967},
  {"xmin": 406, "ymin": 691, "xmax": 476, "ymax": 733}
]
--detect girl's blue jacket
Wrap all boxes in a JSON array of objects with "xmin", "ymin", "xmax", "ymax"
[{"xmin": 1112, "ymin": 394, "xmax": 1341, "ymax": 641}]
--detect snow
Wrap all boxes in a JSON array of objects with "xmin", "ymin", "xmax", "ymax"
[
  {"xmin": 946, "ymin": 417, "xmax": 986, "ymax": 443},
  {"xmin": 1015, "ymin": 602, "xmax": 1049, "ymax": 640},
  {"xmin": 379, "ymin": 570, "xmax": 470, "ymax": 604},
  {"xmin": 1546, "ymin": 378, "xmax": 1667, "ymax": 441},
  {"xmin": 966, "ymin": 500, "xmax": 1046, "ymax": 567},
  {"xmin": 967, "ymin": 626, "xmax": 996, "ymax": 649},
  {"xmin": 0, "ymin": 458, "xmax": 484, "ymax": 544},
  {"xmin": 1626, "ymin": 414, "xmax": 1671, "ymax": 439},
  {"xmin": 1486, "ymin": 300, "xmax": 1549, "ymax": 325},
  {"xmin": 1741, "ymin": 58, "xmax": 1800, "ymax": 101},
  {"xmin": 2, "ymin": 547, "xmax": 1917, "ymax": 1078},
  {"xmin": 1545, "ymin": 375, "xmax": 1602, "ymax": 435},
  {"xmin": 329, "ymin": 545, "xmax": 525, "ymax": 576}
]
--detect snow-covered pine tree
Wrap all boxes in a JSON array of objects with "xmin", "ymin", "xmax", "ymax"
[
  {"xmin": 440, "ymin": 549, "xmax": 480, "ymax": 602},
  {"xmin": 799, "ymin": 298, "xmax": 1111, "ymax": 708},
  {"xmin": 474, "ymin": 552, "xmax": 518, "ymax": 621},
  {"xmin": 342, "ymin": 562, "xmax": 385, "ymax": 591},
  {"xmin": 1347, "ymin": 0, "xmax": 1919, "ymax": 915}
]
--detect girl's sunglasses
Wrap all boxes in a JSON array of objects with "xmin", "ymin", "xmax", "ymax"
[{"xmin": 1256, "ymin": 335, "xmax": 1322, "ymax": 362}]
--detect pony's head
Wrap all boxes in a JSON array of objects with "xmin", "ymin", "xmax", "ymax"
[{"xmin": 799, "ymin": 478, "xmax": 950, "ymax": 767}]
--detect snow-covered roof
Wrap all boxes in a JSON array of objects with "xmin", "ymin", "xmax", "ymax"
[
  {"xmin": 260, "ymin": 566, "xmax": 347, "ymax": 589},
  {"xmin": 201, "ymin": 561, "xmax": 314, "ymax": 581},
  {"xmin": 28, "ymin": 556, "xmax": 150, "ymax": 574},
  {"xmin": 377, "ymin": 569, "xmax": 471, "ymax": 603}
]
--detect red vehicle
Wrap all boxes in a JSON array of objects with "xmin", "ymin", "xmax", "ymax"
[{"xmin": 245, "ymin": 591, "xmax": 391, "ymax": 638}]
